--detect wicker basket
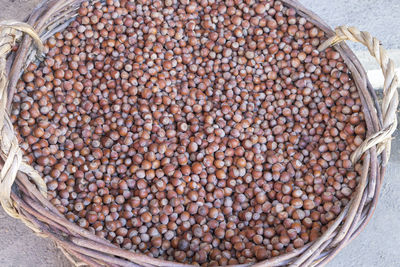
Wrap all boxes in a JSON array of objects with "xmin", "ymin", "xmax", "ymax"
[{"xmin": 0, "ymin": 0, "xmax": 398, "ymax": 266}]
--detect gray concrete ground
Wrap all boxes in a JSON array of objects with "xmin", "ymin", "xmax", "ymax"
[
  {"xmin": 300, "ymin": 0, "xmax": 400, "ymax": 51},
  {"xmin": 0, "ymin": 1, "xmax": 399, "ymax": 266}
]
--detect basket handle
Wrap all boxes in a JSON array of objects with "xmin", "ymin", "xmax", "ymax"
[
  {"xmin": 0, "ymin": 21, "xmax": 46, "ymax": 218},
  {"xmin": 319, "ymin": 26, "xmax": 399, "ymax": 165}
]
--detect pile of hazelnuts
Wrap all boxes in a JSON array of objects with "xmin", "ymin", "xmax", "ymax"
[{"xmin": 12, "ymin": 0, "xmax": 366, "ymax": 265}]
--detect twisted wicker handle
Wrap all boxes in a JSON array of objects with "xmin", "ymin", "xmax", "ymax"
[
  {"xmin": 319, "ymin": 26, "xmax": 399, "ymax": 165},
  {"xmin": 0, "ymin": 21, "xmax": 46, "ymax": 222}
]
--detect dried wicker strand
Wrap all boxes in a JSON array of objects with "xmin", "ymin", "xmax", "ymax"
[{"xmin": 0, "ymin": 21, "xmax": 44, "ymax": 53}]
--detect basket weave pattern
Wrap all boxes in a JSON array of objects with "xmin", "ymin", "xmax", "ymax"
[{"xmin": 0, "ymin": 0, "xmax": 398, "ymax": 266}]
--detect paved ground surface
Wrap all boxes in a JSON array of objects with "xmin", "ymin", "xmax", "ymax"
[
  {"xmin": 300, "ymin": 0, "xmax": 400, "ymax": 51},
  {"xmin": 0, "ymin": 1, "xmax": 399, "ymax": 267}
]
